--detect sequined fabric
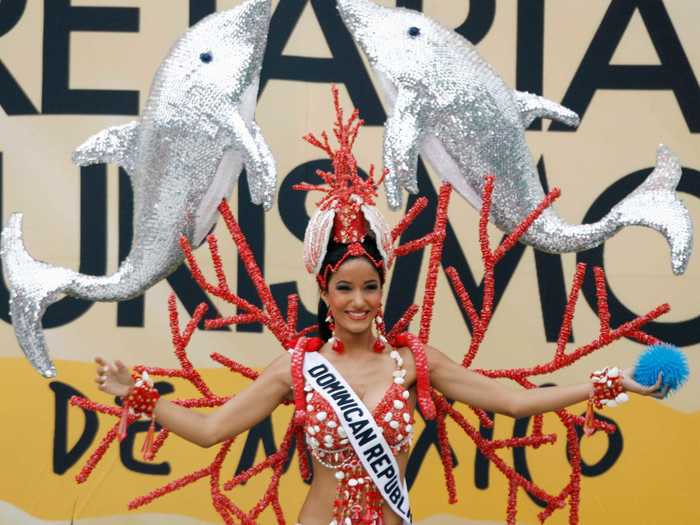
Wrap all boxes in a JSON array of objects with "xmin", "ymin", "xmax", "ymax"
[
  {"xmin": 337, "ymin": 0, "xmax": 692, "ymax": 275},
  {"xmin": 0, "ymin": 0, "xmax": 275, "ymax": 378}
]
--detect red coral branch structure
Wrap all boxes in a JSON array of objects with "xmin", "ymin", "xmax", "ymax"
[
  {"xmin": 393, "ymin": 175, "xmax": 667, "ymax": 524},
  {"xmin": 295, "ymin": 85, "xmax": 387, "ymax": 214},
  {"xmin": 71, "ymin": 97, "xmax": 670, "ymax": 525},
  {"xmin": 70, "ymin": 204, "xmax": 310, "ymax": 524}
]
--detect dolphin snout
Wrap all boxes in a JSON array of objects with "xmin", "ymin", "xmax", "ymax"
[
  {"xmin": 221, "ymin": 0, "xmax": 272, "ymax": 29},
  {"xmin": 212, "ymin": 0, "xmax": 271, "ymax": 50},
  {"xmin": 337, "ymin": 0, "xmax": 383, "ymax": 35},
  {"xmin": 238, "ymin": 0, "xmax": 272, "ymax": 18}
]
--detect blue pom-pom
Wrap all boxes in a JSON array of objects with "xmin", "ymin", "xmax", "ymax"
[{"xmin": 633, "ymin": 344, "xmax": 689, "ymax": 393}]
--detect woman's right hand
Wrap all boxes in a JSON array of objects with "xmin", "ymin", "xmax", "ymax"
[{"xmin": 95, "ymin": 356, "xmax": 133, "ymax": 397}]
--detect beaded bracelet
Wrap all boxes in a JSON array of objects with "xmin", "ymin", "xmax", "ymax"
[
  {"xmin": 583, "ymin": 367, "xmax": 629, "ymax": 436},
  {"xmin": 118, "ymin": 370, "xmax": 160, "ymax": 460}
]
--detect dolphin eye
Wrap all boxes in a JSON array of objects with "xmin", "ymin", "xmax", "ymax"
[
  {"xmin": 408, "ymin": 26, "xmax": 421, "ymax": 37},
  {"xmin": 199, "ymin": 52, "xmax": 213, "ymax": 64}
]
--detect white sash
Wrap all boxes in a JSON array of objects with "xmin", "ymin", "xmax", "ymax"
[{"xmin": 303, "ymin": 351, "xmax": 412, "ymax": 525}]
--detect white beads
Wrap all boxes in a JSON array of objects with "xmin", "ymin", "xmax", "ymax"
[
  {"xmin": 316, "ymin": 411, "xmax": 327, "ymax": 421},
  {"xmin": 389, "ymin": 420, "xmax": 400, "ymax": 429},
  {"xmin": 383, "ymin": 412, "xmax": 393, "ymax": 422},
  {"xmin": 393, "ymin": 399, "xmax": 404, "ymax": 410},
  {"xmin": 389, "ymin": 346, "xmax": 408, "ymax": 383},
  {"xmin": 306, "ymin": 404, "xmax": 313, "ymax": 412},
  {"xmin": 593, "ymin": 367, "xmax": 621, "ymax": 383},
  {"xmin": 335, "ymin": 471, "xmax": 345, "ymax": 480},
  {"xmin": 389, "ymin": 350, "xmax": 404, "ymax": 367},
  {"xmin": 134, "ymin": 371, "xmax": 152, "ymax": 388},
  {"xmin": 402, "ymin": 412, "xmax": 410, "ymax": 423},
  {"xmin": 405, "ymin": 424, "xmax": 413, "ymax": 433},
  {"xmin": 304, "ymin": 383, "xmax": 313, "ymax": 392},
  {"xmin": 327, "ymin": 420, "xmax": 337, "ymax": 429},
  {"xmin": 402, "ymin": 390, "xmax": 410, "ymax": 400},
  {"xmin": 348, "ymin": 478, "xmax": 358, "ymax": 487},
  {"xmin": 338, "ymin": 426, "xmax": 347, "ymax": 438},
  {"xmin": 604, "ymin": 392, "xmax": 630, "ymax": 408},
  {"xmin": 306, "ymin": 392, "xmax": 313, "ymax": 402}
]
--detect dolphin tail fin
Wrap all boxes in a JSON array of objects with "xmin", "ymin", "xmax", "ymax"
[
  {"xmin": 1, "ymin": 214, "xmax": 77, "ymax": 377},
  {"xmin": 610, "ymin": 145, "xmax": 693, "ymax": 275},
  {"xmin": 72, "ymin": 121, "xmax": 141, "ymax": 175}
]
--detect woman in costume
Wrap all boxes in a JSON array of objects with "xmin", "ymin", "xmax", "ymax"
[{"xmin": 92, "ymin": 96, "xmax": 667, "ymax": 525}]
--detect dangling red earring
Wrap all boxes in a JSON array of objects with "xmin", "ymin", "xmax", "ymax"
[
  {"xmin": 373, "ymin": 306, "xmax": 387, "ymax": 353},
  {"xmin": 326, "ymin": 313, "xmax": 345, "ymax": 354}
]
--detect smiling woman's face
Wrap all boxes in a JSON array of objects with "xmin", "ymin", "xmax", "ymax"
[{"xmin": 321, "ymin": 257, "xmax": 383, "ymax": 337}]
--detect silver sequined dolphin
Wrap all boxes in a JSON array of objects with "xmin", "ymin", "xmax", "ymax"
[
  {"xmin": 338, "ymin": 0, "xmax": 693, "ymax": 275},
  {"xmin": 1, "ymin": 0, "xmax": 275, "ymax": 377}
]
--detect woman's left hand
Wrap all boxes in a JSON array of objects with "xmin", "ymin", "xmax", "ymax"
[{"xmin": 622, "ymin": 369, "xmax": 669, "ymax": 399}]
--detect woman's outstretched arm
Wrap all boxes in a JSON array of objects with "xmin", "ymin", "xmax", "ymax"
[
  {"xmin": 424, "ymin": 346, "xmax": 666, "ymax": 418},
  {"xmin": 95, "ymin": 353, "xmax": 292, "ymax": 448}
]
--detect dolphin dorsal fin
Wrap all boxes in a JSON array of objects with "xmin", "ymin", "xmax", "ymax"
[
  {"xmin": 513, "ymin": 91, "xmax": 580, "ymax": 129},
  {"xmin": 72, "ymin": 121, "xmax": 141, "ymax": 176}
]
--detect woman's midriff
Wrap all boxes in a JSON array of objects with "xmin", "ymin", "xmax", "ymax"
[{"xmin": 298, "ymin": 451, "xmax": 410, "ymax": 525}]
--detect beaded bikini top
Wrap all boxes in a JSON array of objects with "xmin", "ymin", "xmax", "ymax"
[{"xmin": 302, "ymin": 349, "xmax": 415, "ymax": 525}]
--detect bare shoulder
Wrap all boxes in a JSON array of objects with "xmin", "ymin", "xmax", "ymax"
[
  {"xmin": 392, "ymin": 343, "xmax": 454, "ymax": 390},
  {"xmin": 422, "ymin": 344, "xmax": 455, "ymax": 372},
  {"xmin": 392, "ymin": 342, "xmax": 447, "ymax": 372},
  {"xmin": 261, "ymin": 351, "xmax": 293, "ymax": 388}
]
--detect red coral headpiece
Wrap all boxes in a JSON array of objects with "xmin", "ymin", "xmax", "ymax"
[{"xmin": 295, "ymin": 86, "xmax": 394, "ymax": 288}]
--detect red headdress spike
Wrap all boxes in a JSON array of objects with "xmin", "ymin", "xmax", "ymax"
[{"xmin": 296, "ymin": 86, "xmax": 393, "ymax": 287}]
